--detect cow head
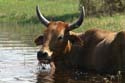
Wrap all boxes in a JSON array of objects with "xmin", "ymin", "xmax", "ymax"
[{"xmin": 35, "ymin": 5, "xmax": 85, "ymax": 64}]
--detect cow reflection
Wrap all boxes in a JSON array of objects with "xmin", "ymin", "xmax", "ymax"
[
  {"xmin": 36, "ymin": 62, "xmax": 55, "ymax": 83},
  {"xmin": 36, "ymin": 67, "xmax": 124, "ymax": 83},
  {"xmin": 36, "ymin": 65, "xmax": 73, "ymax": 83}
]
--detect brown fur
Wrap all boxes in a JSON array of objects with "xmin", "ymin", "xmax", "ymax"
[{"xmin": 35, "ymin": 21, "xmax": 125, "ymax": 74}]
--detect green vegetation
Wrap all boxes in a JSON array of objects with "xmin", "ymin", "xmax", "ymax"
[
  {"xmin": 0, "ymin": 0, "xmax": 79, "ymax": 24},
  {"xmin": 80, "ymin": 0, "xmax": 125, "ymax": 16},
  {"xmin": 0, "ymin": 0, "xmax": 125, "ymax": 44},
  {"xmin": 0, "ymin": 0, "xmax": 79, "ymax": 36}
]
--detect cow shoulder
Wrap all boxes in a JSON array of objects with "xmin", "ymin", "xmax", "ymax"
[
  {"xmin": 68, "ymin": 31, "xmax": 83, "ymax": 46},
  {"xmin": 84, "ymin": 29, "xmax": 111, "ymax": 41},
  {"xmin": 110, "ymin": 31, "xmax": 125, "ymax": 70}
]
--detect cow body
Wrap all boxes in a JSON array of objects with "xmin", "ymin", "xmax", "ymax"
[
  {"xmin": 77, "ymin": 29, "xmax": 124, "ymax": 74},
  {"xmin": 35, "ymin": 5, "xmax": 125, "ymax": 74},
  {"xmin": 36, "ymin": 28, "xmax": 125, "ymax": 74}
]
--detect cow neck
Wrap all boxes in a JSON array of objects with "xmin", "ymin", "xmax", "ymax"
[
  {"xmin": 52, "ymin": 40, "xmax": 72, "ymax": 68},
  {"xmin": 53, "ymin": 40, "xmax": 72, "ymax": 55}
]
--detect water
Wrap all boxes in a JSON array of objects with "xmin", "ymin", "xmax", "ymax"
[
  {"xmin": 0, "ymin": 28, "xmax": 125, "ymax": 83},
  {"xmin": 0, "ymin": 31, "xmax": 38, "ymax": 83}
]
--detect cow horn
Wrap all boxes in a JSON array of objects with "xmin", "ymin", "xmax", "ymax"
[
  {"xmin": 36, "ymin": 5, "xmax": 50, "ymax": 27},
  {"xmin": 68, "ymin": 6, "xmax": 85, "ymax": 30}
]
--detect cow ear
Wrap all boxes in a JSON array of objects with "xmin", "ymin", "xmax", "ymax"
[
  {"xmin": 68, "ymin": 35, "xmax": 83, "ymax": 45},
  {"xmin": 34, "ymin": 35, "xmax": 44, "ymax": 46}
]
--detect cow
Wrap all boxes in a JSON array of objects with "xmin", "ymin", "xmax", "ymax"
[{"xmin": 34, "ymin": 5, "xmax": 125, "ymax": 74}]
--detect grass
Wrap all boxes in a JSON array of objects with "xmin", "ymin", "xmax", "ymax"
[
  {"xmin": 80, "ymin": 14, "xmax": 125, "ymax": 32},
  {"xmin": 0, "ymin": 0, "xmax": 125, "ymax": 45},
  {"xmin": 0, "ymin": 0, "xmax": 80, "ymax": 38},
  {"xmin": 0, "ymin": 0, "xmax": 79, "ymax": 24}
]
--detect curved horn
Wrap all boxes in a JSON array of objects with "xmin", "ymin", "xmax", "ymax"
[
  {"xmin": 68, "ymin": 6, "xmax": 85, "ymax": 30},
  {"xmin": 36, "ymin": 5, "xmax": 50, "ymax": 27}
]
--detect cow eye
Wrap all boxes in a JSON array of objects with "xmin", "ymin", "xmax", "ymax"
[{"xmin": 57, "ymin": 36, "xmax": 63, "ymax": 41}]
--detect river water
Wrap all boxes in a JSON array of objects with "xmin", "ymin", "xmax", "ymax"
[
  {"xmin": 0, "ymin": 28, "xmax": 125, "ymax": 83},
  {"xmin": 0, "ymin": 31, "xmax": 38, "ymax": 83}
]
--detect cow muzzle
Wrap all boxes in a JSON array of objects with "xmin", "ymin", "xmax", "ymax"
[{"xmin": 37, "ymin": 51, "xmax": 52, "ymax": 64}]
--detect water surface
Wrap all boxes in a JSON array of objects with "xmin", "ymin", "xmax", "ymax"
[{"xmin": 0, "ymin": 31, "xmax": 38, "ymax": 83}]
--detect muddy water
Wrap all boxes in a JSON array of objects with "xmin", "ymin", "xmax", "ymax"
[
  {"xmin": 0, "ymin": 30, "xmax": 125, "ymax": 83},
  {"xmin": 0, "ymin": 32, "xmax": 38, "ymax": 83}
]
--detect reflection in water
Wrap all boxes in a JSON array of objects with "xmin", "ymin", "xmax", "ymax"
[
  {"xmin": 0, "ymin": 32, "xmax": 38, "ymax": 83},
  {"xmin": 0, "ymin": 30, "xmax": 125, "ymax": 83},
  {"xmin": 36, "ymin": 68, "xmax": 125, "ymax": 83},
  {"xmin": 36, "ymin": 62, "xmax": 55, "ymax": 83},
  {"xmin": 37, "ymin": 68, "xmax": 55, "ymax": 83}
]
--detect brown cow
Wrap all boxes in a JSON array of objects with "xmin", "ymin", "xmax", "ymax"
[{"xmin": 35, "ymin": 5, "xmax": 125, "ymax": 74}]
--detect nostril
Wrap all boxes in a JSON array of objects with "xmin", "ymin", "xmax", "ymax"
[
  {"xmin": 37, "ymin": 51, "xmax": 48, "ymax": 59},
  {"xmin": 37, "ymin": 51, "xmax": 52, "ymax": 62},
  {"xmin": 42, "ymin": 52, "xmax": 48, "ymax": 57},
  {"xmin": 37, "ymin": 51, "xmax": 42, "ymax": 60}
]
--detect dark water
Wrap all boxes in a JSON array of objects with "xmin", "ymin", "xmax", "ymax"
[{"xmin": 0, "ymin": 29, "xmax": 125, "ymax": 83}]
